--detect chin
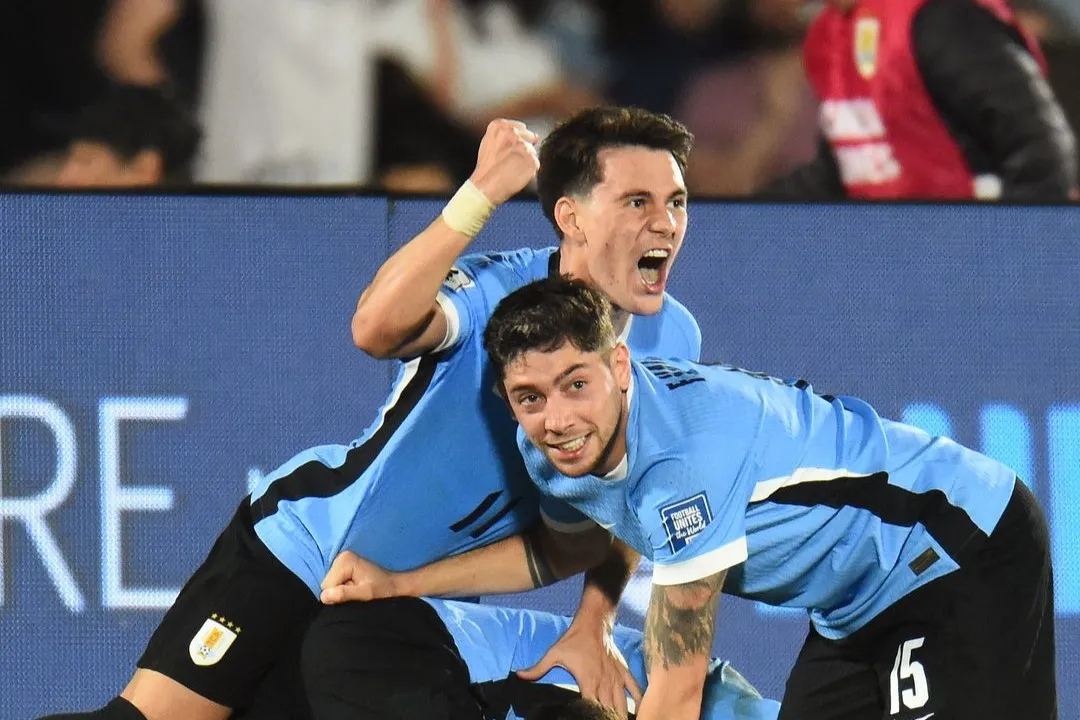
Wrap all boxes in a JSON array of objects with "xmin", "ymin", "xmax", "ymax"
[
  {"xmin": 623, "ymin": 293, "xmax": 665, "ymax": 317},
  {"xmin": 548, "ymin": 455, "xmax": 597, "ymax": 478}
]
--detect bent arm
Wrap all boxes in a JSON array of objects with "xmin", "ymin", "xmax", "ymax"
[
  {"xmin": 393, "ymin": 521, "xmax": 613, "ymax": 598},
  {"xmin": 350, "ymin": 218, "xmax": 472, "ymax": 359}
]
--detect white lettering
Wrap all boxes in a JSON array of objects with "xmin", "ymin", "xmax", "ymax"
[
  {"xmin": 0, "ymin": 396, "xmax": 86, "ymax": 612},
  {"xmin": 100, "ymin": 397, "xmax": 187, "ymax": 609}
]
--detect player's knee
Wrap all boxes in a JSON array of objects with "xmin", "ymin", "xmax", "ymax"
[{"xmin": 37, "ymin": 697, "xmax": 148, "ymax": 720}]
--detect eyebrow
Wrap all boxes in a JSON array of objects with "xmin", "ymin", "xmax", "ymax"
[
  {"xmin": 618, "ymin": 188, "xmax": 688, "ymax": 200},
  {"xmin": 553, "ymin": 362, "xmax": 589, "ymax": 385},
  {"xmin": 506, "ymin": 363, "xmax": 589, "ymax": 396}
]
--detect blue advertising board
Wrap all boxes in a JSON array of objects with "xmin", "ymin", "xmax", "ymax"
[{"xmin": 1, "ymin": 194, "xmax": 1077, "ymax": 717}]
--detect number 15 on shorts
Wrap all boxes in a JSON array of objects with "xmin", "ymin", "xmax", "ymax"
[{"xmin": 890, "ymin": 637, "xmax": 930, "ymax": 716}]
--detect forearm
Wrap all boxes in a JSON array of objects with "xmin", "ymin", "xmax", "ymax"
[
  {"xmin": 575, "ymin": 539, "xmax": 639, "ymax": 626},
  {"xmin": 396, "ymin": 533, "xmax": 547, "ymax": 598},
  {"xmin": 637, "ymin": 669, "xmax": 707, "ymax": 720},
  {"xmin": 396, "ymin": 523, "xmax": 595, "ymax": 598},
  {"xmin": 639, "ymin": 572, "xmax": 726, "ymax": 720}
]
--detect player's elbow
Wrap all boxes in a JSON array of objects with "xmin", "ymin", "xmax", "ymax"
[{"xmin": 350, "ymin": 310, "xmax": 399, "ymax": 359}]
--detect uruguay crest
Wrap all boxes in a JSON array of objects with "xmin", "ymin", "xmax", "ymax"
[
  {"xmin": 854, "ymin": 17, "xmax": 880, "ymax": 79},
  {"xmin": 189, "ymin": 615, "xmax": 239, "ymax": 666}
]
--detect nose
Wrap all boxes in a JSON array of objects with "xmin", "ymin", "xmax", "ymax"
[
  {"xmin": 648, "ymin": 203, "xmax": 676, "ymax": 234},
  {"xmin": 544, "ymin": 397, "xmax": 575, "ymax": 435}
]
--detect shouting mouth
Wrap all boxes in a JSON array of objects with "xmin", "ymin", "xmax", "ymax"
[{"xmin": 637, "ymin": 248, "xmax": 670, "ymax": 291}]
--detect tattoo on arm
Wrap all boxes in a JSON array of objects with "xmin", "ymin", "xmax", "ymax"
[
  {"xmin": 643, "ymin": 571, "xmax": 725, "ymax": 671},
  {"xmin": 523, "ymin": 528, "xmax": 556, "ymax": 588}
]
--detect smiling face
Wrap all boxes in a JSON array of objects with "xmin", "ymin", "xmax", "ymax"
[
  {"xmin": 556, "ymin": 146, "xmax": 689, "ymax": 316},
  {"xmin": 503, "ymin": 341, "xmax": 632, "ymax": 478}
]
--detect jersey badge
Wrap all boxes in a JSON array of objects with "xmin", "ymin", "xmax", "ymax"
[
  {"xmin": 189, "ymin": 613, "xmax": 240, "ymax": 666},
  {"xmin": 444, "ymin": 266, "xmax": 475, "ymax": 292},
  {"xmin": 854, "ymin": 16, "xmax": 880, "ymax": 79},
  {"xmin": 660, "ymin": 493, "xmax": 712, "ymax": 553}
]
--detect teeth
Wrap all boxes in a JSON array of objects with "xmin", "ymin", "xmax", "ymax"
[
  {"xmin": 555, "ymin": 437, "xmax": 586, "ymax": 452},
  {"xmin": 643, "ymin": 249, "xmax": 670, "ymax": 259}
]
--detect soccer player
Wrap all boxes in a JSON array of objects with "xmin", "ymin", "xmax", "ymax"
[
  {"xmin": 490, "ymin": 278, "xmax": 1058, "ymax": 719},
  {"xmin": 761, "ymin": 0, "xmax": 1077, "ymax": 200},
  {"xmin": 39, "ymin": 107, "xmax": 699, "ymax": 720},
  {"xmin": 303, "ymin": 596, "xmax": 780, "ymax": 720},
  {"xmin": 342, "ymin": 277, "xmax": 1054, "ymax": 719}
]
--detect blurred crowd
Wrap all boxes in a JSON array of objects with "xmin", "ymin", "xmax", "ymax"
[{"xmin": 1, "ymin": 0, "xmax": 1078, "ymax": 196}]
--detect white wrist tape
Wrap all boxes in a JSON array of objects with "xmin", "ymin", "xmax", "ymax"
[{"xmin": 441, "ymin": 180, "xmax": 495, "ymax": 238}]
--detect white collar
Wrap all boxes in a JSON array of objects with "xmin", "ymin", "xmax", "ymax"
[
  {"xmin": 601, "ymin": 372, "xmax": 634, "ymax": 480},
  {"xmin": 615, "ymin": 313, "xmax": 633, "ymax": 344}
]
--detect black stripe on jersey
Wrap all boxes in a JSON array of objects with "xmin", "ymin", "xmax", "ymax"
[
  {"xmin": 449, "ymin": 491, "xmax": 502, "ymax": 532},
  {"xmin": 469, "ymin": 496, "xmax": 523, "ymax": 538},
  {"xmin": 250, "ymin": 355, "xmax": 440, "ymax": 523},
  {"xmin": 755, "ymin": 472, "xmax": 988, "ymax": 560}
]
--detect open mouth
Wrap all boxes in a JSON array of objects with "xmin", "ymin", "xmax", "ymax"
[
  {"xmin": 548, "ymin": 435, "xmax": 589, "ymax": 460},
  {"xmin": 637, "ymin": 248, "xmax": 670, "ymax": 289}
]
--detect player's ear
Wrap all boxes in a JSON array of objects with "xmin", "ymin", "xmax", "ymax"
[
  {"xmin": 554, "ymin": 196, "xmax": 585, "ymax": 247},
  {"xmin": 610, "ymin": 343, "xmax": 631, "ymax": 392}
]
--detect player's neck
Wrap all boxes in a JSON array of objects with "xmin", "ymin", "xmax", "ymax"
[
  {"xmin": 594, "ymin": 388, "xmax": 631, "ymax": 478},
  {"xmin": 557, "ymin": 245, "xmax": 631, "ymax": 338},
  {"xmin": 610, "ymin": 308, "xmax": 631, "ymax": 339}
]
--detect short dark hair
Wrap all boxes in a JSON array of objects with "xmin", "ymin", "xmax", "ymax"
[
  {"xmin": 524, "ymin": 698, "xmax": 621, "ymax": 720},
  {"xmin": 537, "ymin": 107, "xmax": 694, "ymax": 237},
  {"xmin": 484, "ymin": 277, "xmax": 616, "ymax": 382}
]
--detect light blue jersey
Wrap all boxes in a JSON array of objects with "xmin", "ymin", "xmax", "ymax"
[
  {"xmin": 249, "ymin": 248, "xmax": 701, "ymax": 594},
  {"xmin": 519, "ymin": 358, "xmax": 1017, "ymax": 639},
  {"xmin": 423, "ymin": 598, "xmax": 780, "ymax": 720}
]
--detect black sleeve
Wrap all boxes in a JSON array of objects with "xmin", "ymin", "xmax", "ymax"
[
  {"xmin": 755, "ymin": 137, "xmax": 848, "ymax": 200},
  {"xmin": 913, "ymin": 0, "xmax": 1078, "ymax": 200}
]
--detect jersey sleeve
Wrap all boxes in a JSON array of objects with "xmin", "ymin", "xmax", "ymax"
[
  {"xmin": 636, "ymin": 459, "xmax": 748, "ymax": 586},
  {"xmin": 433, "ymin": 249, "xmax": 537, "ymax": 354}
]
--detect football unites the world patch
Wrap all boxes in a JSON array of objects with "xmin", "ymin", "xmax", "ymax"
[
  {"xmin": 189, "ymin": 615, "xmax": 240, "ymax": 666},
  {"xmin": 660, "ymin": 493, "xmax": 713, "ymax": 553}
]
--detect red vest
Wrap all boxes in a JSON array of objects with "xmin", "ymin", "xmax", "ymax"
[{"xmin": 803, "ymin": 0, "xmax": 1044, "ymax": 199}]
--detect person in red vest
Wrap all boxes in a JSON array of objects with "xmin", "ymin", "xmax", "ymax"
[{"xmin": 761, "ymin": 0, "xmax": 1078, "ymax": 200}]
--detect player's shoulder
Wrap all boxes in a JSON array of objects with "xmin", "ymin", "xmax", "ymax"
[
  {"xmin": 634, "ymin": 360, "xmax": 765, "ymax": 434},
  {"xmin": 455, "ymin": 246, "xmax": 551, "ymax": 281},
  {"xmin": 660, "ymin": 292, "xmax": 702, "ymax": 342},
  {"xmin": 659, "ymin": 291, "xmax": 695, "ymax": 323}
]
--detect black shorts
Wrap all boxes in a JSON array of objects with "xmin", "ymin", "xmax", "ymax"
[
  {"xmin": 301, "ymin": 597, "xmax": 580, "ymax": 720},
  {"xmin": 138, "ymin": 499, "xmax": 320, "ymax": 713},
  {"xmin": 780, "ymin": 481, "xmax": 1057, "ymax": 720}
]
